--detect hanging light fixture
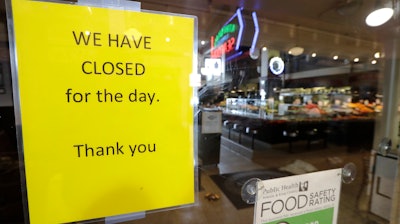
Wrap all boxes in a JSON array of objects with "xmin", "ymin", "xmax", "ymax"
[
  {"xmin": 288, "ymin": 25, "xmax": 304, "ymax": 56},
  {"xmin": 288, "ymin": 47, "xmax": 304, "ymax": 56},
  {"xmin": 365, "ymin": 0, "xmax": 394, "ymax": 27}
]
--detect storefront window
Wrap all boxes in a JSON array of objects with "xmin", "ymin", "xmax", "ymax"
[{"xmin": 1, "ymin": 0, "xmax": 400, "ymax": 223}]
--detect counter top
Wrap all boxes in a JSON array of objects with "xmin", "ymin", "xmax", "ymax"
[
  {"xmin": 223, "ymin": 109, "xmax": 378, "ymax": 123},
  {"xmin": 222, "ymin": 111, "xmax": 376, "ymax": 150}
]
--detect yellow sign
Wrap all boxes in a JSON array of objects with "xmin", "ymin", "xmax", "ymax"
[{"xmin": 10, "ymin": 0, "xmax": 196, "ymax": 223}]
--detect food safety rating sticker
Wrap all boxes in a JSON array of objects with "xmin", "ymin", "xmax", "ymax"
[{"xmin": 254, "ymin": 168, "xmax": 342, "ymax": 224}]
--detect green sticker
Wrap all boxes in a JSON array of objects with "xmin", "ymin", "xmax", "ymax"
[{"xmin": 265, "ymin": 207, "xmax": 334, "ymax": 224}]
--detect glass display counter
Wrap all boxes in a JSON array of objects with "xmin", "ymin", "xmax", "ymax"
[
  {"xmin": 225, "ymin": 98, "xmax": 267, "ymax": 117},
  {"xmin": 221, "ymin": 86, "xmax": 380, "ymax": 121}
]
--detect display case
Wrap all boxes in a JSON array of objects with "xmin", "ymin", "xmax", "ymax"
[
  {"xmin": 222, "ymin": 86, "xmax": 380, "ymax": 119},
  {"xmin": 277, "ymin": 86, "xmax": 363, "ymax": 116},
  {"xmin": 225, "ymin": 98, "xmax": 266, "ymax": 117}
]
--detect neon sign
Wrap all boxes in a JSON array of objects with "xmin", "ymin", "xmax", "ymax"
[
  {"xmin": 210, "ymin": 8, "xmax": 259, "ymax": 61},
  {"xmin": 210, "ymin": 36, "xmax": 235, "ymax": 58},
  {"xmin": 250, "ymin": 12, "xmax": 259, "ymax": 57},
  {"xmin": 214, "ymin": 23, "xmax": 237, "ymax": 45},
  {"xmin": 210, "ymin": 8, "xmax": 244, "ymax": 59}
]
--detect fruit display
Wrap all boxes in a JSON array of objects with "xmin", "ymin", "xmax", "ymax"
[
  {"xmin": 221, "ymin": 86, "xmax": 381, "ymax": 120},
  {"xmin": 347, "ymin": 102, "xmax": 375, "ymax": 114}
]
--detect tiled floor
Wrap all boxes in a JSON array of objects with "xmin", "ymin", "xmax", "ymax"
[{"xmin": 114, "ymin": 133, "xmax": 389, "ymax": 224}]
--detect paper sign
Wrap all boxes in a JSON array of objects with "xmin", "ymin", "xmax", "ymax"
[
  {"xmin": 201, "ymin": 111, "xmax": 222, "ymax": 133},
  {"xmin": 254, "ymin": 169, "xmax": 342, "ymax": 224},
  {"xmin": 9, "ymin": 0, "xmax": 196, "ymax": 223}
]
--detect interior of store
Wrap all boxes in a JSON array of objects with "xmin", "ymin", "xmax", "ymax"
[{"xmin": 1, "ymin": 0, "xmax": 400, "ymax": 223}]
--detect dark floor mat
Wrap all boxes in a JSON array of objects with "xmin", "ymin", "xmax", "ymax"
[{"xmin": 209, "ymin": 169, "xmax": 289, "ymax": 209}]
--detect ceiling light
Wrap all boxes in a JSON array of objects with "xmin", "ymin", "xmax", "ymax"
[
  {"xmin": 288, "ymin": 46, "xmax": 304, "ymax": 56},
  {"xmin": 365, "ymin": 1, "xmax": 394, "ymax": 27},
  {"xmin": 354, "ymin": 58, "xmax": 360, "ymax": 63},
  {"xmin": 288, "ymin": 25, "xmax": 304, "ymax": 56},
  {"xmin": 374, "ymin": 52, "xmax": 381, "ymax": 58},
  {"xmin": 333, "ymin": 55, "xmax": 339, "ymax": 60},
  {"xmin": 311, "ymin": 52, "xmax": 317, "ymax": 57},
  {"xmin": 371, "ymin": 59, "xmax": 377, "ymax": 64}
]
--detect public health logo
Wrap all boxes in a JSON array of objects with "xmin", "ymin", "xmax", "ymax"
[{"xmin": 299, "ymin": 181, "xmax": 309, "ymax": 192}]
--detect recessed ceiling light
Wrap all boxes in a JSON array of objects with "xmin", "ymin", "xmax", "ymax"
[{"xmin": 333, "ymin": 55, "xmax": 339, "ymax": 60}]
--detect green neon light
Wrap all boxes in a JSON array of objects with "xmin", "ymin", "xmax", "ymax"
[{"xmin": 215, "ymin": 23, "xmax": 237, "ymax": 45}]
